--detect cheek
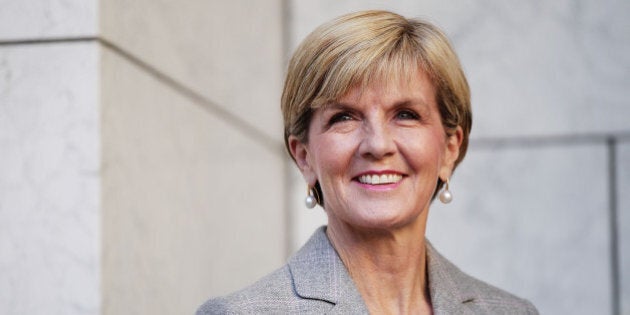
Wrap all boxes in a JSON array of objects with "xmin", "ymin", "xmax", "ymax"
[
  {"xmin": 309, "ymin": 135, "xmax": 352, "ymax": 178},
  {"xmin": 399, "ymin": 130, "xmax": 446, "ymax": 170}
]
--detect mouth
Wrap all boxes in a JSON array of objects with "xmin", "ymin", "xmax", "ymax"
[{"xmin": 355, "ymin": 172, "xmax": 404, "ymax": 185}]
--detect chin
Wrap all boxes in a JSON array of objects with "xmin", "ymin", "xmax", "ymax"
[{"xmin": 347, "ymin": 207, "xmax": 422, "ymax": 232}]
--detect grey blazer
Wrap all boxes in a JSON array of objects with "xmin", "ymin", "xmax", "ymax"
[{"xmin": 197, "ymin": 227, "xmax": 538, "ymax": 314}]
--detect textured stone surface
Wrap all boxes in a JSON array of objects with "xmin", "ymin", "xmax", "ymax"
[
  {"xmin": 288, "ymin": 0, "xmax": 630, "ymax": 138},
  {"xmin": 0, "ymin": 0, "xmax": 97, "ymax": 40},
  {"xmin": 101, "ymin": 46, "xmax": 286, "ymax": 315},
  {"xmin": 453, "ymin": 1, "xmax": 630, "ymax": 139},
  {"xmin": 0, "ymin": 43, "xmax": 100, "ymax": 314},
  {"xmin": 101, "ymin": 0, "xmax": 285, "ymax": 141},
  {"xmin": 427, "ymin": 143, "xmax": 611, "ymax": 315}
]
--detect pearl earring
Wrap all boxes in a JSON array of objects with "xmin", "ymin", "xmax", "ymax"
[
  {"xmin": 305, "ymin": 186, "xmax": 318, "ymax": 209},
  {"xmin": 439, "ymin": 178, "xmax": 453, "ymax": 204}
]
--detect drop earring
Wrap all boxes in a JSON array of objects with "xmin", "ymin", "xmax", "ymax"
[
  {"xmin": 305, "ymin": 186, "xmax": 318, "ymax": 209},
  {"xmin": 439, "ymin": 178, "xmax": 453, "ymax": 204}
]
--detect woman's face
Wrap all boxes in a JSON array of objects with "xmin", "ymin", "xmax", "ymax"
[{"xmin": 290, "ymin": 70, "xmax": 462, "ymax": 232}]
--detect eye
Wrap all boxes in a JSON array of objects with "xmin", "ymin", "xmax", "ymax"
[
  {"xmin": 396, "ymin": 109, "xmax": 420, "ymax": 120},
  {"xmin": 328, "ymin": 112, "xmax": 354, "ymax": 125}
]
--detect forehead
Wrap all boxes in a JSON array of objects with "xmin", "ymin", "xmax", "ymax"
[{"xmin": 333, "ymin": 68, "xmax": 436, "ymax": 106}]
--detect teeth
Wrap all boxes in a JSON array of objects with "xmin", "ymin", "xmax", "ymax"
[
  {"xmin": 380, "ymin": 174, "xmax": 388, "ymax": 183},
  {"xmin": 372, "ymin": 174, "xmax": 380, "ymax": 184},
  {"xmin": 358, "ymin": 174, "xmax": 402, "ymax": 185}
]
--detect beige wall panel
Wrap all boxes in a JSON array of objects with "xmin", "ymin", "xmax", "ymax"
[
  {"xmin": 427, "ymin": 143, "xmax": 611, "ymax": 315},
  {"xmin": 100, "ymin": 0, "xmax": 284, "ymax": 141},
  {"xmin": 101, "ymin": 46, "xmax": 285, "ymax": 315}
]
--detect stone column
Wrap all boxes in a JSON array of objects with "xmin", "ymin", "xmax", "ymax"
[{"xmin": 1, "ymin": 1, "xmax": 287, "ymax": 314}]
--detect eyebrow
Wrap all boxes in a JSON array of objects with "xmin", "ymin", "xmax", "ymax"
[
  {"xmin": 321, "ymin": 102, "xmax": 353, "ymax": 111},
  {"xmin": 324, "ymin": 99, "xmax": 427, "ymax": 111}
]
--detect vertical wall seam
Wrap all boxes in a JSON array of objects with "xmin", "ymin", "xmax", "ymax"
[{"xmin": 608, "ymin": 136, "xmax": 620, "ymax": 315}]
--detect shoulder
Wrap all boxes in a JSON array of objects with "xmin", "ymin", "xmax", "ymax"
[
  {"xmin": 426, "ymin": 241, "xmax": 538, "ymax": 314},
  {"xmin": 195, "ymin": 265, "xmax": 333, "ymax": 314},
  {"xmin": 196, "ymin": 266, "xmax": 290, "ymax": 314},
  {"xmin": 458, "ymin": 273, "xmax": 539, "ymax": 314},
  {"xmin": 197, "ymin": 228, "xmax": 340, "ymax": 314}
]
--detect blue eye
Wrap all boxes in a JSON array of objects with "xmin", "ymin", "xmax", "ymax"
[
  {"xmin": 396, "ymin": 110, "xmax": 420, "ymax": 120},
  {"xmin": 329, "ymin": 112, "xmax": 354, "ymax": 124}
]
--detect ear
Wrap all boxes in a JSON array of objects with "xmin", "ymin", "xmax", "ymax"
[
  {"xmin": 439, "ymin": 126, "xmax": 464, "ymax": 181},
  {"xmin": 288, "ymin": 135, "xmax": 318, "ymax": 186}
]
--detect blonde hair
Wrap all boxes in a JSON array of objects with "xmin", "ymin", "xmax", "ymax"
[{"xmin": 282, "ymin": 10, "xmax": 472, "ymax": 199}]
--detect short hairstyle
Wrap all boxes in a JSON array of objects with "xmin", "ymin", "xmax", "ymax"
[{"xmin": 282, "ymin": 10, "xmax": 472, "ymax": 203}]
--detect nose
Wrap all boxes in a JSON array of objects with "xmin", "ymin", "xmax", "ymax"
[{"xmin": 358, "ymin": 120, "xmax": 396, "ymax": 160}]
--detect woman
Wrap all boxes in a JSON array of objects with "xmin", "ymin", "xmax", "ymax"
[{"xmin": 198, "ymin": 10, "xmax": 537, "ymax": 314}]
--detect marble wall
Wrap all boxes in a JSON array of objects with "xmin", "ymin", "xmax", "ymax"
[
  {"xmin": 0, "ymin": 41, "xmax": 101, "ymax": 315},
  {"xmin": 1, "ymin": 1, "xmax": 286, "ymax": 315},
  {"xmin": 2, "ymin": 1, "xmax": 628, "ymax": 314},
  {"xmin": 100, "ymin": 0, "xmax": 285, "ymax": 139},
  {"xmin": 287, "ymin": 1, "xmax": 630, "ymax": 315},
  {"xmin": 99, "ymin": 1, "xmax": 286, "ymax": 314},
  {"xmin": 0, "ymin": 3, "xmax": 100, "ymax": 312},
  {"xmin": 100, "ymin": 46, "xmax": 285, "ymax": 315},
  {"xmin": 0, "ymin": 0, "xmax": 97, "ymax": 40}
]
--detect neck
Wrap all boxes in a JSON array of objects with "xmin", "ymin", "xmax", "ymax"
[{"xmin": 326, "ymin": 212, "xmax": 432, "ymax": 314}]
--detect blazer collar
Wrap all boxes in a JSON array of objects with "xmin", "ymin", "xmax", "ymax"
[
  {"xmin": 288, "ymin": 227, "xmax": 476, "ymax": 313},
  {"xmin": 426, "ymin": 241, "xmax": 477, "ymax": 312},
  {"xmin": 287, "ymin": 226, "xmax": 368, "ymax": 313}
]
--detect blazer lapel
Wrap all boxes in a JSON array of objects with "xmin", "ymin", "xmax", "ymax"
[
  {"xmin": 426, "ymin": 241, "xmax": 476, "ymax": 314},
  {"xmin": 288, "ymin": 229, "xmax": 480, "ymax": 314},
  {"xmin": 288, "ymin": 227, "xmax": 369, "ymax": 314}
]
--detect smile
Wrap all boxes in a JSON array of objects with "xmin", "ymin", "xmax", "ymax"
[{"xmin": 357, "ymin": 173, "xmax": 403, "ymax": 185}]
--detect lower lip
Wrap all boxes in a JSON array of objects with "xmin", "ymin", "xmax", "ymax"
[{"xmin": 354, "ymin": 179, "xmax": 403, "ymax": 191}]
